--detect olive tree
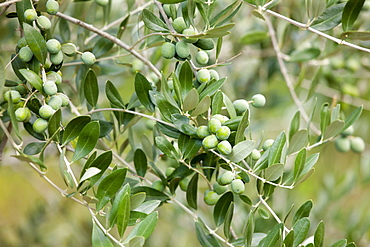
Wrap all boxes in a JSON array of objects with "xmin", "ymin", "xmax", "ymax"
[{"xmin": 0, "ymin": 0, "xmax": 369, "ymax": 246}]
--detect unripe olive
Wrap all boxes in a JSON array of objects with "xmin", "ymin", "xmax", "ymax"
[
  {"xmin": 58, "ymin": 93, "xmax": 69, "ymax": 106},
  {"xmin": 341, "ymin": 125, "xmax": 354, "ymax": 136},
  {"xmin": 182, "ymin": 27, "xmax": 198, "ymax": 43},
  {"xmin": 4, "ymin": 90, "xmax": 21, "ymax": 104},
  {"xmin": 193, "ymin": 38, "xmax": 215, "ymax": 50},
  {"xmin": 15, "ymin": 107, "xmax": 31, "ymax": 122},
  {"xmin": 18, "ymin": 46, "xmax": 33, "ymax": 63},
  {"xmin": 175, "ymin": 40, "xmax": 190, "ymax": 59},
  {"xmin": 95, "ymin": 0, "xmax": 109, "ymax": 6},
  {"xmin": 131, "ymin": 59, "xmax": 144, "ymax": 72},
  {"xmin": 334, "ymin": 137, "xmax": 350, "ymax": 153},
  {"xmin": 46, "ymin": 39, "xmax": 61, "ymax": 54},
  {"xmin": 203, "ymin": 190, "xmax": 219, "ymax": 206},
  {"xmin": 36, "ymin": 16, "xmax": 51, "ymax": 31},
  {"xmin": 262, "ymin": 139, "xmax": 274, "ymax": 151},
  {"xmin": 24, "ymin": 9, "xmax": 37, "ymax": 22},
  {"xmin": 217, "ymin": 140, "xmax": 232, "ymax": 155},
  {"xmin": 172, "ymin": 17, "xmax": 187, "ymax": 33},
  {"xmin": 165, "ymin": 167, "xmax": 176, "ymax": 177},
  {"xmin": 213, "ymin": 182, "xmax": 228, "ymax": 195},
  {"xmin": 350, "ymin": 137, "xmax": 365, "ymax": 153},
  {"xmin": 81, "ymin": 51, "xmax": 96, "ymax": 65},
  {"xmin": 39, "ymin": 105, "xmax": 55, "ymax": 119},
  {"xmin": 202, "ymin": 135, "xmax": 219, "ymax": 149},
  {"xmin": 231, "ymin": 179, "xmax": 245, "ymax": 194},
  {"xmin": 251, "ymin": 94, "xmax": 266, "ymax": 108},
  {"xmin": 216, "ymin": 126, "xmax": 231, "ymax": 140},
  {"xmin": 161, "ymin": 42, "xmax": 176, "ymax": 59},
  {"xmin": 17, "ymin": 37, "xmax": 27, "ymax": 48},
  {"xmin": 152, "ymin": 180, "xmax": 165, "ymax": 192},
  {"xmin": 212, "ymin": 114, "xmax": 229, "ymax": 124},
  {"xmin": 46, "ymin": 0, "xmax": 59, "ymax": 15},
  {"xmin": 43, "ymin": 81, "xmax": 58, "ymax": 95},
  {"xmin": 196, "ymin": 69, "xmax": 210, "ymax": 83},
  {"xmin": 209, "ymin": 69, "xmax": 219, "ymax": 81},
  {"xmin": 208, "ymin": 118, "xmax": 222, "ymax": 133},
  {"xmin": 179, "ymin": 177, "xmax": 190, "ymax": 191},
  {"xmin": 251, "ymin": 149, "xmax": 261, "ymax": 160},
  {"xmin": 47, "ymin": 95, "xmax": 63, "ymax": 110},
  {"xmin": 218, "ymin": 171, "xmax": 234, "ymax": 185},
  {"xmin": 233, "ymin": 99, "xmax": 249, "ymax": 115},
  {"xmin": 50, "ymin": 50, "xmax": 63, "ymax": 65},
  {"xmin": 196, "ymin": 50, "xmax": 209, "ymax": 65},
  {"xmin": 46, "ymin": 71, "xmax": 62, "ymax": 84},
  {"xmin": 196, "ymin": 125, "xmax": 211, "ymax": 139},
  {"xmin": 33, "ymin": 118, "xmax": 48, "ymax": 133},
  {"xmin": 61, "ymin": 43, "xmax": 77, "ymax": 56}
]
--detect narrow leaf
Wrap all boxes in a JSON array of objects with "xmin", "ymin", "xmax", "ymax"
[
  {"xmin": 314, "ymin": 221, "xmax": 325, "ymax": 247},
  {"xmin": 186, "ymin": 173, "xmax": 198, "ymax": 210},
  {"xmin": 23, "ymin": 23, "xmax": 47, "ymax": 64},
  {"xmin": 105, "ymin": 80, "xmax": 125, "ymax": 108},
  {"xmin": 135, "ymin": 73, "xmax": 155, "ymax": 112},
  {"xmin": 342, "ymin": 0, "xmax": 365, "ymax": 32},
  {"xmin": 268, "ymin": 132, "xmax": 286, "ymax": 166},
  {"xmin": 72, "ymin": 121, "xmax": 100, "ymax": 162},
  {"xmin": 293, "ymin": 148, "xmax": 306, "ymax": 182},
  {"xmin": 292, "ymin": 218, "xmax": 310, "ymax": 247},
  {"xmin": 92, "ymin": 221, "xmax": 114, "ymax": 247},
  {"xmin": 62, "ymin": 115, "xmax": 91, "ymax": 145},
  {"xmin": 179, "ymin": 61, "xmax": 194, "ymax": 100},
  {"xmin": 213, "ymin": 191, "xmax": 233, "ymax": 226},
  {"xmin": 84, "ymin": 69, "xmax": 99, "ymax": 107},
  {"xmin": 19, "ymin": 69, "xmax": 43, "ymax": 93},
  {"xmin": 229, "ymin": 140, "xmax": 255, "ymax": 163},
  {"xmin": 142, "ymin": 9, "xmax": 169, "ymax": 32},
  {"xmin": 293, "ymin": 200, "xmax": 313, "ymax": 225},
  {"xmin": 134, "ymin": 149, "xmax": 148, "ymax": 179},
  {"xmin": 124, "ymin": 211, "xmax": 158, "ymax": 243}
]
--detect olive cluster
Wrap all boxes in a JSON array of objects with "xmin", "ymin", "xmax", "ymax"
[
  {"xmin": 203, "ymin": 171, "xmax": 245, "ymax": 205},
  {"xmin": 334, "ymin": 126, "xmax": 365, "ymax": 153}
]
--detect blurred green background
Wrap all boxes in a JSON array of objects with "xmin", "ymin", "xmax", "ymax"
[{"xmin": 1, "ymin": 0, "xmax": 370, "ymax": 246}]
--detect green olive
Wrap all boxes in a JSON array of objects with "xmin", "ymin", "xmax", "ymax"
[
  {"xmin": 251, "ymin": 94, "xmax": 266, "ymax": 108},
  {"xmin": 175, "ymin": 40, "xmax": 190, "ymax": 59},
  {"xmin": 213, "ymin": 182, "xmax": 228, "ymax": 195},
  {"xmin": 232, "ymin": 99, "xmax": 249, "ymax": 115},
  {"xmin": 46, "ymin": 39, "xmax": 61, "ymax": 54},
  {"xmin": 36, "ymin": 16, "xmax": 52, "ymax": 31},
  {"xmin": 202, "ymin": 135, "xmax": 219, "ymax": 149},
  {"xmin": 196, "ymin": 126, "xmax": 211, "ymax": 139},
  {"xmin": 50, "ymin": 51, "xmax": 64, "ymax": 65},
  {"xmin": 216, "ymin": 126, "xmax": 231, "ymax": 140},
  {"xmin": 196, "ymin": 50, "xmax": 209, "ymax": 65},
  {"xmin": 39, "ymin": 105, "xmax": 55, "ymax": 119},
  {"xmin": 203, "ymin": 190, "xmax": 219, "ymax": 206},
  {"xmin": 15, "ymin": 107, "xmax": 31, "ymax": 122},
  {"xmin": 81, "ymin": 51, "xmax": 96, "ymax": 65},
  {"xmin": 179, "ymin": 177, "xmax": 190, "ymax": 191},
  {"xmin": 18, "ymin": 46, "xmax": 33, "ymax": 63},
  {"xmin": 218, "ymin": 171, "xmax": 234, "ymax": 185},
  {"xmin": 341, "ymin": 125, "xmax": 354, "ymax": 136},
  {"xmin": 209, "ymin": 70, "xmax": 219, "ymax": 81},
  {"xmin": 350, "ymin": 137, "xmax": 365, "ymax": 153},
  {"xmin": 208, "ymin": 118, "xmax": 222, "ymax": 133},
  {"xmin": 193, "ymin": 38, "xmax": 215, "ymax": 50},
  {"xmin": 262, "ymin": 139, "xmax": 274, "ymax": 151},
  {"xmin": 196, "ymin": 69, "xmax": 210, "ymax": 83},
  {"xmin": 24, "ymin": 9, "xmax": 37, "ymax": 22},
  {"xmin": 251, "ymin": 149, "xmax": 261, "ymax": 160},
  {"xmin": 47, "ymin": 95, "xmax": 63, "ymax": 110},
  {"xmin": 46, "ymin": 0, "xmax": 59, "ymax": 15},
  {"xmin": 231, "ymin": 179, "xmax": 244, "ymax": 194},
  {"xmin": 217, "ymin": 140, "xmax": 232, "ymax": 155},
  {"xmin": 152, "ymin": 180, "xmax": 165, "ymax": 192},
  {"xmin": 165, "ymin": 167, "xmax": 176, "ymax": 177},
  {"xmin": 172, "ymin": 17, "xmax": 187, "ymax": 33},
  {"xmin": 43, "ymin": 81, "xmax": 58, "ymax": 95},
  {"xmin": 33, "ymin": 118, "xmax": 48, "ymax": 133},
  {"xmin": 161, "ymin": 42, "xmax": 176, "ymax": 59},
  {"xmin": 182, "ymin": 27, "xmax": 198, "ymax": 43},
  {"xmin": 334, "ymin": 136, "xmax": 350, "ymax": 153},
  {"xmin": 4, "ymin": 90, "xmax": 21, "ymax": 104},
  {"xmin": 212, "ymin": 114, "xmax": 229, "ymax": 124}
]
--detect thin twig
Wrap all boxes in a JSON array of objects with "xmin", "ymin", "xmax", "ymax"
[
  {"xmin": 259, "ymin": 195, "xmax": 290, "ymax": 234},
  {"xmin": 264, "ymin": 14, "xmax": 321, "ymax": 135},
  {"xmin": 179, "ymin": 159, "xmax": 212, "ymax": 190},
  {"xmin": 0, "ymin": 0, "xmax": 21, "ymax": 8},
  {"xmin": 55, "ymin": 12, "xmax": 161, "ymax": 79}
]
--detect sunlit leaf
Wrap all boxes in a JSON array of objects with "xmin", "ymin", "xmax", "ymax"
[
  {"xmin": 342, "ymin": 0, "xmax": 365, "ymax": 32},
  {"xmin": 72, "ymin": 121, "xmax": 100, "ymax": 162}
]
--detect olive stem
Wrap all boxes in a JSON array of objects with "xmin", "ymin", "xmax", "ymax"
[
  {"xmin": 259, "ymin": 195, "xmax": 290, "ymax": 234},
  {"xmin": 179, "ymin": 159, "xmax": 213, "ymax": 190},
  {"xmin": 0, "ymin": 0, "xmax": 21, "ymax": 8},
  {"xmin": 55, "ymin": 12, "xmax": 162, "ymax": 79},
  {"xmin": 56, "ymin": 144, "xmax": 79, "ymax": 187}
]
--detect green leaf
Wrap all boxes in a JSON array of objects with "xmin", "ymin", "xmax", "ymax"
[
  {"xmin": 314, "ymin": 221, "xmax": 325, "ymax": 247},
  {"xmin": 84, "ymin": 69, "xmax": 99, "ymax": 107},
  {"xmin": 96, "ymin": 168, "xmax": 128, "ymax": 210},
  {"xmin": 153, "ymin": 92, "xmax": 181, "ymax": 122},
  {"xmin": 229, "ymin": 140, "xmax": 255, "ymax": 163},
  {"xmin": 62, "ymin": 115, "xmax": 91, "ymax": 145},
  {"xmin": 330, "ymin": 239, "xmax": 347, "ymax": 247},
  {"xmin": 287, "ymin": 129, "xmax": 308, "ymax": 155},
  {"xmin": 59, "ymin": 18, "xmax": 71, "ymax": 42},
  {"xmin": 12, "ymin": 154, "xmax": 47, "ymax": 171},
  {"xmin": 48, "ymin": 109, "xmax": 61, "ymax": 142},
  {"xmin": 213, "ymin": 191, "xmax": 233, "ymax": 226},
  {"xmin": 305, "ymin": 0, "xmax": 326, "ymax": 20},
  {"xmin": 293, "ymin": 200, "xmax": 313, "ymax": 225},
  {"xmin": 331, "ymin": 104, "xmax": 341, "ymax": 123},
  {"xmin": 222, "ymin": 92, "xmax": 237, "ymax": 119},
  {"xmin": 178, "ymin": 134, "xmax": 202, "ymax": 160},
  {"xmin": 293, "ymin": 148, "xmax": 306, "ymax": 182},
  {"xmin": 19, "ymin": 69, "xmax": 43, "ymax": 93},
  {"xmin": 11, "ymin": 54, "xmax": 27, "ymax": 81},
  {"xmin": 92, "ymin": 221, "xmax": 114, "ymax": 247},
  {"xmin": 92, "ymin": 36, "xmax": 114, "ymax": 58},
  {"xmin": 135, "ymin": 73, "xmax": 155, "ymax": 112},
  {"xmin": 342, "ymin": 0, "xmax": 365, "ymax": 32},
  {"xmin": 235, "ymin": 109, "xmax": 250, "ymax": 144},
  {"xmin": 80, "ymin": 167, "xmax": 101, "ymax": 183},
  {"xmin": 24, "ymin": 142, "xmax": 46, "ymax": 155},
  {"xmin": 260, "ymin": 223, "xmax": 283, "ymax": 247},
  {"xmin": 240, "ymin": 30, "xmax": 269, "ymax": 45},
  {"xmin": 130, "ymin": 192, "xmax": 146, "ymax": 210},
  {"xmin": 191, "ymin": 95, "xmax": 211, "ymax": 116},
  {"xmin": 134, "ymin": 149, "xmax": 148, "ymax": 179},
  {"xmin": 124, "ymin": 211, "xmax": 158, "ymax": 243},
  {"xmin": 117, "ymin": 186, "xmax": 131, "ymax": 237},
  {"xmin": 320, "ymin": 103, "xmax": 331, "ymax": 137},
  {"xmin": 210, "ymin": 1, "xmax": 241, "ymax": 27},
  {"xmin": 72, "ymin": 121, "xmax": 100, "ymax": 162},
  {"xmin": 156, "ymin": 122, "xmax": 181, "ymax": 139},
  {"xmin": 154, "ymin": 136, "xmax": 180, "ymax": 160},
  {"xmin": 195, "ymin": 218, "xmax": 222, "ymax": 247},
  {"xmin": 324, "ymin": 120, "xmax": 345, "ymax": 139},
  {"xmin": 311, "ymin": 3, "xmax": 345, "ymax": 31},
  {"xmin": 171, "ymin": 114, "xmax": 197, "ymax": 136},
  {"xmin": 82, "ymin": 150, "xmax": 112, "ymax": 186},
  {"xmin": 258, "ymin": 207, "xmax": 270, "ymax": 219},
  {"xmin": 292, "ymin": 218, "xmax": 310, "ymax": 247},
  {"xmin": 7, "ymin": 94, "xmax": 21, "ymax": 140},
  {"xmin": 289, "ymin": 48, "xmax": 321, "ymax": 62},
  {"xmin": 265, "ymin": 163, "xmax": 284, "ymax": 181},
  {"xmin": 133, "ymin": 200, "xmax": 161, "ymax": 214},
  {"xmin": 23, "ymin": 23, "xmax": 47, "ymax": 64},
  {"xmin": 223, "ymin": 202, "xmax": 234, "ymax": 239},
  {"xmin": 183, "ymin": 88, "xmax": 199, "ymax": 112},
  {"xmin": 179, "ymin": 61, "xmax": 194, "ymax": 100},
  {"xmin": 268, "ymin": 132, "xmax": 286, "ymax": 166},
  {"xmin": 284, "ymin": 230, "xmax": 295, "ymax": 247},
  {"xmin": 186, "ymin": 173, "xmax": 198, "ymax": 210},
  {"xmin": 106, "ymin": 81, "xmax": 125, "ymax": 109},
  {"xmin": 240, "ymin": 195, "xmax": 252, "ymax": 205},
  {"xmin": 243, "ymin": 212, "xmax": 254, "ymax": 247},
  {"xmin": 341, "ymin": 31, "xmax": 370, "ymax": 40},
  {"xmin": 288, "ymin": 111, "xmax": 300, "ymax": 141},
  {"xmin": 128, "ymin": 236, "xmax": 145, "ymax": 247},
  {"xmin": 343, "ymin": 105, "xmax": 362, "ymax": 131},
  {"xmin": 16, "ymin": 0, "xmax": 33, "ymax": 26},
  {"xmin": 157, "ymin": 0, "xmax": 186, "ymax": 4},
  {"xmin": 142, "ymin": 9, "xmax": 169, "ymax": 32},
  {"xmin": 199, "ymin": 78, "xmax": 226, "ymax": 99},
  {"xmin": 117, "ymin": 15, "xmax": 130, "ymax": 39},
  {"xmin": 211, "ymin": 91, "xmax": 223, "ymax": 115}
]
